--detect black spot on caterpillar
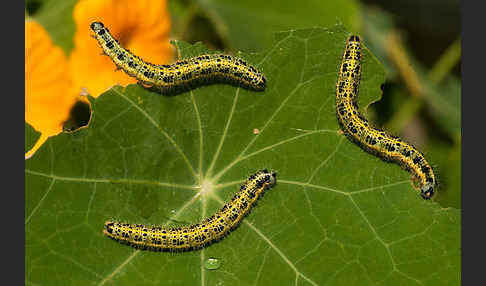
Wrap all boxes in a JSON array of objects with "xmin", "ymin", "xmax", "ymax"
[
  {"xmin": 90, "ymin": 22, "xmax": 266, "ymax": 95},
  {"xmin": 103, "ymin": 169, "xmax": 277, "ymax": 251},
  {"xmin": 336, "ymin": 35, "xmax": 437, "ymax": 200}
]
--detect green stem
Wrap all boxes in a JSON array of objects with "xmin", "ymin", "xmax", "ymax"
[{"xmin": 428, "ymin": 37, "xmax": 461, "ymax": 84}]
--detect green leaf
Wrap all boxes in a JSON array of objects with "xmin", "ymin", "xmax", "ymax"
[
  {"xmin": 25, "ymin": 122, "xmax": 41, "ymax": 153},
  {"xmin": 196, "ymin": 0, "xmax": 360, "ymax": 52},
  {"xmin": 26, "ymin": 25, "xmax": 460, "ymax": 285}
]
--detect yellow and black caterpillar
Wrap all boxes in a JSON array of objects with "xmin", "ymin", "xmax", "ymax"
[
  {"xmin": 90, "ymin": 22, "xmax": 266, "ymax": 94},
  {"xmin": 104, "ymin": 169, "xmax": 277, "ymax": 251},
  {"xmin": 336, "ymin": 35, "xmax": 437, "ymax": 199}
]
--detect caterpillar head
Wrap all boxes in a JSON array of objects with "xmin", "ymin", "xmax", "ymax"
[
  {"xmin": 420, "ymin": 183, "xmax": 435, "ymax": 200},
  {"xmin": 348, "ymin": 35, "xmax": 361, "ymax": 43},
  {"xmin": 103, "ymin": 220, "xmax": 116, "ymax": 236},
  {"xmin": 260, "ymin": 169, "xmax": 277, "ymax": 187},
  {"xmin": 268, "ymin": 170, "xmax": 277, "ymax": 186},
  {"xmin": 90, "ymin": 22, "xmax": 105, "ymax": 32},
  {"xmin": 255, "ymin": 75, "xmax": 266, "ymax": 91}
]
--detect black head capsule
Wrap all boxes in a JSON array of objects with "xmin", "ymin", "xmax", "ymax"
[
  {"xmin": 256, "ymin": 75, "xmax": 267, "ymax": 90},
  {"xmin": 90, "ymin": 22, "xmax": 104, "ymax": 31},
  {"xmin": 420, "ymin": 183, "xmax": 435, "ymax": 200},
  {"xmin": 266, "ymin": 170, "xmax": 277, "ymax": 187},
  {"xmin": 103, "ymin": 221, "xmax": 115, "ymax": 234},
  {"xmin": 349, "ymin": 35, "xmax": 360, "ymax": 42}
]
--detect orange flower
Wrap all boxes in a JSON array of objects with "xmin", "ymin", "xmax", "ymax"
[
  {"xmin": 25, "ymin": 20, "xmax": 79, "ymax": 159},
  {"xmin": 25, "ymin": 0, "xmax": 172, "ymax": 159},
  {"xmin": 69, "ymin": 0, "xmax": 174, "ymax": 97}
]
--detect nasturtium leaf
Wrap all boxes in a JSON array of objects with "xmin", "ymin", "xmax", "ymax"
[
  {"xmin": 26, "ymin": 24, "xmax": 460, "ymax": 286},
  {"xmin": 25, "ymin": 123, "xmax": 41, "ymax": 153}
]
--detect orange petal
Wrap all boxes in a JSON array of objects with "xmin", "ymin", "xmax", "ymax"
[
  {"xmin": 25, "ymin": 20, "xmax": 79, "ymax": 158},
  {"xmin": 69, "ymin": 0, "xmax": 174, "ymax": 97}
]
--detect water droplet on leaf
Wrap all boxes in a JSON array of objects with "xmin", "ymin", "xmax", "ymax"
[{"xmin": 204, "ymin": 258, "xmax": 221, "ymax": 270}]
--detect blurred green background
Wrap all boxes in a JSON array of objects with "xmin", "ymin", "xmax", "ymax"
[{"xmin": 26, "ymin": 0, "xmax": 461, "ymax": 208}]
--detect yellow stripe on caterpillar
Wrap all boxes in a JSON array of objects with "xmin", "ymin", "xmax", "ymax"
[
  {"xmin": 103, "ymin": 169, "xmax": 277, "ymax": 251},
  {"xmin": 335, "ymin": 35, "xmax": 437, "ymax": 200},
  {"xmin": 90, "ymin": 22, "xmax": 266, "ymax": 94}
]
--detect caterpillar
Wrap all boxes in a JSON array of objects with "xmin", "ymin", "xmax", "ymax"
[
  {"xmin": 90, "ymin": 22, "xmax": 266, "ymax": 94},
  {"xmin": 104, "ymin": 169, "xmax": 277, "ymax": 251},
  {"xmin": 336, "ymin": 35, "xmax": 437, "ymax": 200}
]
